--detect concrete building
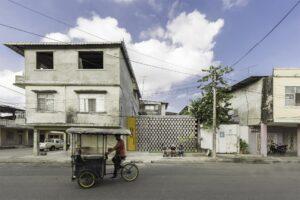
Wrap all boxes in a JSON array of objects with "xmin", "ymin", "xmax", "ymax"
[
  {"xmin": 139, "ymin": 100, "xmax": 168, "ymax": 116},
  {"xmin": 230, "ymin": 68, "xmax": 300, "ymax": 156},
  {"xmin": 5, "ymin": 42, "xmax": 141, "ymax": 155},
  {"xmin": 0, "ymin": 104, "xmax": 33, "ymax": 148}
]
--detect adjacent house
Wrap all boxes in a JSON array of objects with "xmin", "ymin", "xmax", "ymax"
[
  {"xmin": 229, "ymin": 68, "xmax": 300, "ymax": 156},
  {"xmin": 0, "ymin": 104, "xmax": 33, "ymax": 148},
  {"xmin": 5, "ymin": 42, "xmax": 141, "ymax": 155},
  {"xmin": 139, "ymin": 99, "xmax": 168, "ymax": 116}
]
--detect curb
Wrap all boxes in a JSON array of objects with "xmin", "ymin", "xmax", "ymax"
[{"xmin": 1, "ymin": 158, "xmax": 300, "ymax": 165}]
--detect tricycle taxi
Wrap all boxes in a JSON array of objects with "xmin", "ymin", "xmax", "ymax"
[{"xmin": 67, "ymin": 128, "xmax": 139, "ymax": 189}]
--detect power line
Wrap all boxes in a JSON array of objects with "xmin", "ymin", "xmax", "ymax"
[
  {"xmin": 0, "ymin": 83, "xmax": 25, "ymax": 95},
  {"xmin": 6, "ymin": 0, "xmax": 202, "ymax": 74},
  {"xmin": 0, "ymin": 23, "xmax": 200, "ymax": 76},
  {"xmin": 230, "ymin": 0, "xmax": 300, "ymax": 67}
]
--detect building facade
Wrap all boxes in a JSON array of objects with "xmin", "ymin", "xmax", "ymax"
[
  {"xmin": 230, "ymin": 69, "xmax": 300, "ymax": 156},
  {"xmin": 139, "ymin": 100, "xmax": 168, "ymax": 116},
  {"xmin": 5, "ymin": 42, "xmax": 141, "ymax": 155},
  {"xmin": 0, "ymin": 105, "xmax": 33, "ymax": 148}
]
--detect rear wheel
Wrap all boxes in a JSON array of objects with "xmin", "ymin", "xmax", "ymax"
[
  {"xmin": 121, "ymin": 163, "xmax": 139, "ymax": 182},
  {"xmin": 77, "ymin": 170, "xmax": 97, "ymax": 189},
  {"xmin": 50, "ymin": 146, "xmax": 56, "ymax": 151}
]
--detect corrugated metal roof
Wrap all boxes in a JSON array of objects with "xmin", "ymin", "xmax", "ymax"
[{"xmin": 66, "ymin": 127, "xmax": 131, "ymax": 135}]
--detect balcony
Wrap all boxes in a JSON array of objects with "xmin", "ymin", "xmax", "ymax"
[
  {"xmin": 0, "ymin": 118, "xmax": 25, "ymax": 127},
  {"xmin": 15, "ymin": 75, "xmax": 25, "ymax": 88}
]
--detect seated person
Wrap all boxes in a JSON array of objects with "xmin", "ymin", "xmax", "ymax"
[
  {"xmin": 162, "ymin": 144, "xmax": 168, "ymax": 157},
  {"xmin": 170, "ymin": 144, "xmax": 176, "ymax": 157},
  {"xmin": 178, "ymin": 144, "xmax": 184, "ymax": 157}
]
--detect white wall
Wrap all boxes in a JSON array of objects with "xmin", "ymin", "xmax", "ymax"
[
  {"xmin": 200, "ymin": 124, "xmax": 243, "ymax": 153},
  {"xmin": 273, "ymin": 68, "xmax": 300, "ymax": 123}
]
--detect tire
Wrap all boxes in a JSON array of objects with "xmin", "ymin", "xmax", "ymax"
[
  {"xmin": 121, "ymin": 163, "xmax": 139, "ymax": 182},
  {"xmin": 50, "ymin": 146, "xmax": 56, "ymax": 151},
  {"xmin": 77, "ymin": 170, "xmax": 97, "ymax": 189}
]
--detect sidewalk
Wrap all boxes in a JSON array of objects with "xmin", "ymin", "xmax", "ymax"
[{"xmin": 0, "ymin": 148, "xmax": 300, "ymax": 164}]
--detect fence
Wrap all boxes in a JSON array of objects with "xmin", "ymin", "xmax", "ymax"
[{"xmin": 136, "ymin": 115, "xmax": 198, "ymax": 152}]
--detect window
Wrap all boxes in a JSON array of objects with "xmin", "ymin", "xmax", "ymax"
[
  {"xmin": 285, "ymin": 86, "xmax": 300, "ymax": 106},
  {"xmin": 37, "ymin": 93, "xmax": 54, "ymax": 112},
  {"xmin": 78, "ymin": 51, "xmax": 103, "ymax": 69},
  {"xmin": 36, "ymin": 52, "xmax": 53, "ymax": 69},
  {"xmin": 79, "ymin": 94, "xmax": 105, "ymax": 113},
  {"xmin": 15, "ymin": 111, "xmax": 25, "ymax": 119},
  {"xmin": 145, "ymin": 105, "xmax": 156, "ymax": 111}
]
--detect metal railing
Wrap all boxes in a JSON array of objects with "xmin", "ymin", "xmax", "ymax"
[{"xmin": 0, "ymin": 118, "xmax": 26, "ymax": 126}]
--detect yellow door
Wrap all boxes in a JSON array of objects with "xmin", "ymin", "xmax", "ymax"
[{"xmin": 127, "ymin": 117, "xmax": 137, "ymax": 151}]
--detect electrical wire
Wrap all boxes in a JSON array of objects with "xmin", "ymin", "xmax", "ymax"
[
  {"xmin": 6, "ymin": 0, "xmax": 203, "ymax": 74},
  {"xmin": 230, "ymin": 0, "xmax": 300, "ymax": 67}
]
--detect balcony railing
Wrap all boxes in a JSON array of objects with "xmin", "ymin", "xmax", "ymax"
[{"xmin": 0, "ymin": 118, "xmax": 26, "ymax": 127}]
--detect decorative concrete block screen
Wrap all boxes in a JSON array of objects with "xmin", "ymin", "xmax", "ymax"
[{"xmin": 136, "ymin": 116, "xmax": 198, "ymax": 152}]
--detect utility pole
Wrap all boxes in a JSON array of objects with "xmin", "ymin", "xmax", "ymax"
[{"xmin": 212, "ymin": 71, "xmax": 217, "ymax": 158}]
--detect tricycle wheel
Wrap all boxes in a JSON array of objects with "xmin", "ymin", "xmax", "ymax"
[
  {"xmin": 77, "ymin": 170, "xmax": 97, "ymax": 189},
  {"xmin": 121, "ymin": 163, "xmax": 139, "ymax": 182}
]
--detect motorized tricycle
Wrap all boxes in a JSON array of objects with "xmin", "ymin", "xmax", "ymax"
[{"xmin": 67, "ymin": 128, "xmax": 139, "ymax": 189}]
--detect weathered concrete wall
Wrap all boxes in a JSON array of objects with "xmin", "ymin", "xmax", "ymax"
[
  {"xmin": 23, "ymin": 47, "xmax": 130, "ymax": 127},
  {"xmin": 119, "ymin": 50, "xmax": 139, "ymax": 128},
  {"xmin": 0, "ymin": 128, "xmax": 2, "ymax": 146},
  {"xmin": 0, "ymin": 128, "xmax": 29, "ymax": 146},
  {"xmin": 273, "ymin": 68, "xmax": 300, "ymax": 123},
  {"xmin": 25, "ymin": 85, "xmax": 120, "ymax": 126},
  {"xmin": 230, "ymin": 79, "xmax": 264, "ymax": 126},
  {"xmin": 24, "ymin": 48, "xmax": 119, "ymax": 85}
]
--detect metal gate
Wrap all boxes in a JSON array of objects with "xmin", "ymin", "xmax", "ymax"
[{"xmin": 136, "ymin": 116, "xmax": 198, "ymax": 152}]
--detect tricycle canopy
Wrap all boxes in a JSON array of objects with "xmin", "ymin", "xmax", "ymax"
[{"xmin": 66, "ymin": 128, "xmax": 131, "ymax": 136}]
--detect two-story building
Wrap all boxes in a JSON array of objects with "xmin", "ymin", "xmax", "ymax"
[
  {"xmin": 139, "ymin": 99, "xmax": 168, "ymax": 116},
  {"xmin": 230, "ymin": 68, "xmax": 300, "ymax": 157},
  {"xmin": 0, "ymin": 104, "xmax": 33, "ymax": 148},
  {"xmin": 5, "ymin": 42, "xmax": 141, "ymax": 155}
]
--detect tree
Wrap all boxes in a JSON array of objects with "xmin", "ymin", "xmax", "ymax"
[{"xmin": 190, "ymin": 66, "xmax": 233, "ymax": 128}]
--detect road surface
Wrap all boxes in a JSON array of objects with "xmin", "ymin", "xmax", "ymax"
[{"xmin": 0, "ymin": 163, "xmax": 300, "ymax": 200}]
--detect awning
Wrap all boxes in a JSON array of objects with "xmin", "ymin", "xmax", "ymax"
[{"xmin": 66, "ymin": 127, "xmax": 131, "ymax": 135}]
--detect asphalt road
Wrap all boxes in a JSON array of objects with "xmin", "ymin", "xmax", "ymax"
[{"xmin": 0, "ymin": 163, "xmax": 300, "ymax": 200}]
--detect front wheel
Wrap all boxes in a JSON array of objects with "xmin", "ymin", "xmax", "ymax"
[
  {"xmin": 77, "ymin": 170, "xmax": 97, "ymax": 189},
  {"xmin": 121, "ymin": 163, "xmax": 139, "ymax": 182}
]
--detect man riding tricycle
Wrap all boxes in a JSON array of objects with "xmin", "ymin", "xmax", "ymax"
[{"xmin": 67, "ymin": 128, "xmax": 139, "ymax": 189}]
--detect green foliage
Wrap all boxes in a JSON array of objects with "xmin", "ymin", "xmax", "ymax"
[
  {"xmin": 239, "ymin": 139, "xmax": 249, "ymax": 154},
  {"xmin": 179, "ymin": 106, "xmax": 190, "ymax": 115},
  {"xmin": 189, "ymin": 66, "xmax": 233, "ymax": 128}
]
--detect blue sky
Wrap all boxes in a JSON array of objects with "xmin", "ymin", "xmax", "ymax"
[{"xmin": 0, "ymin": 0, "xmax": 300, "ymax": 112}]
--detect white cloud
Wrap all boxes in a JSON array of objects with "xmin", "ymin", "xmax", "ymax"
[
  {"xmin": 113, "ymin": 0, "xmax": 136, "ymax": 3},
  {"xmin": 139, "ymin": 26, "xmax": 165, "ymax": 39},
  {"xmin": 222, "ymin": 0, "xmax": 248, "ymax": 9},
  {"xmin": 0, "ymin": 70, "xmax": 25, "ymax": 108},
  {"xmin": 42, "ymin": 32, "xmax": 71, "ymax": 43},
  {"xmin": 41, "ymin": 11, "xmax": 224, "ymax": 95}
]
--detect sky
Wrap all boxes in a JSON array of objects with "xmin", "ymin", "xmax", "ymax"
[{"xmin": 0, "ymin": 0, "xmax": 300, "ymax": 112}]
